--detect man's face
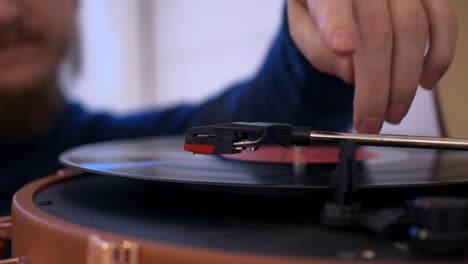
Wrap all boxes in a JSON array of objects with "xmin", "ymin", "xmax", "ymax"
[{"xmin": 0, "ymin": 0, "xmax": 77, "ymax": 92}]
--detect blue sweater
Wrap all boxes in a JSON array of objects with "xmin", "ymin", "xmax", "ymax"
[{"xmin": 0, "ymin": 14, "xmax": 354, "ymax": 215}]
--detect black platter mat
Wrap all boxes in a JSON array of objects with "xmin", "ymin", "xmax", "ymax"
[
  {"xmin": 59, "ymin": 136, "xmax": 468, "ymax": 193},
  {"xmin": 34, "ymin": 174, "xmax": 466, "ymax": 261}
]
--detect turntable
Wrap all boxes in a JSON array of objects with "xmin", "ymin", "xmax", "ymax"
[{"xmin": 1, "ymin": 122, "xmax": 468, "ymax": 264}]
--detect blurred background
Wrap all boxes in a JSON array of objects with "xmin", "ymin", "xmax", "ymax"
[
  {"xmin": 66, "ymin": 0, "xmax": 447, "ymax": 137},
  {"xmin": 68, "ymin": 0, "xmax": 284, "ymax": 111}
]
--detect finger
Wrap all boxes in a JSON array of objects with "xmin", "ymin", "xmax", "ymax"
[
  {"xmin": 353, "ymin": 0, "xmax": 393, "ymax": 133},
  {"xmin": 420, "ymin": 0, "xmax": 458, "ymax": 89},
  {"xmin": 307, "ymin": 0, "xmax": 359, "ymax": 55},
  {"xmin": 386, "ymin": 0, "xmax": 429, "ymax": 124},
  {"xmin": 288, "ymin": 0, "xmax": 354, "ymax": 83}
]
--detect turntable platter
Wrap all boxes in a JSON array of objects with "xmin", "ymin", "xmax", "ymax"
[{"xmin": 59, "ymin": 136, "xmax": 468, "ymax": 191}]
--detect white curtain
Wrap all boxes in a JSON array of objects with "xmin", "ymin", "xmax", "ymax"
[
  {"xmin": 68, "ymin": 0, "xmax": 152, "ymax": 113},
  {"xmin": 68, "ymin": 0, "xmax": 284, "ymax": 113}
]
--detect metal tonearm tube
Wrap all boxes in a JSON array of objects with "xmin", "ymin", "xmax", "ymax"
[{"xmin": 184, "ymin": 122, "xmax": 468, "ymax": 155}]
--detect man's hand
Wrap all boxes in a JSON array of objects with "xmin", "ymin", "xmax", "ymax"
[{"xmin": 288, "ymin": 0, "xmax": 458, "ymax": 133}]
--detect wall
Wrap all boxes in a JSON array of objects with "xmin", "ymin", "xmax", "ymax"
[{"xmin": 436, "ymin": 0, "xmax": 468, "ymax": 138}]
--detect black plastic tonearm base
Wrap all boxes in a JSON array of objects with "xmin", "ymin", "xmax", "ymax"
[{"xmin": 321, "ymin": 141, "xmax": 363, "ymax": 227}]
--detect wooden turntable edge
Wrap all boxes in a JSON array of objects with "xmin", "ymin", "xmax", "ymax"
[{"xmin": 8, "ymin": 170, "xmax": 463, "ymax": 264}]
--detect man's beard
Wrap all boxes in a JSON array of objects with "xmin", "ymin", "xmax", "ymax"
[
  {"xmin": 0, "ymin": 77, "xmax": 65, "ymax": 141},
  {"xmin": 0, "ymin": 16, "xmax": 71, "ymax": 141}
]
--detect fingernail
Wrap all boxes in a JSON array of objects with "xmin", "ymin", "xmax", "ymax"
[
  {"xmin": 357, "ymin": 117, "xmax": 383, "ymax": 134},
  {"xmin": 331, "ymin": 30, "xmax": 357, "ymax": 52},
  {"xmin": 421, "ymin": 73, "xmax": 440, "ymax": 90},
  {"xmin": 386, "ymin": 103, "xmax": 407, "ymax": 124}
]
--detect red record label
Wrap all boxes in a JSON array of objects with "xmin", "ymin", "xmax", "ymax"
[{"xmin": 222, "ymin": 145, "xmax": 378, "ymax": 164}]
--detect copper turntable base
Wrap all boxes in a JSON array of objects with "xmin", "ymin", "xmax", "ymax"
[{"xmin": 2, "ymin": 136, "xmax": 468, "ymax": 263}]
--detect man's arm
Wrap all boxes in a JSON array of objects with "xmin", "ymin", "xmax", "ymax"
[{"xmin": 84, "ymin": 7, "xmax": 354, "ymax": 142}]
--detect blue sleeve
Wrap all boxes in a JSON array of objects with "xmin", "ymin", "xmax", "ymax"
[{"xmin": 84, "ymin": 8, "xmax": 354, "ymax": 142}]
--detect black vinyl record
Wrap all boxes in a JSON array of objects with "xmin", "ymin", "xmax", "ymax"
[{"xmin": 59, "ymin": 136, "xmax": 468, "ymax": 192}]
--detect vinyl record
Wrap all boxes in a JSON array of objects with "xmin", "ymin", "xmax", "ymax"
[{"xmin": 59, "ymin": 136, "xmax": 468, "ymax": 192}]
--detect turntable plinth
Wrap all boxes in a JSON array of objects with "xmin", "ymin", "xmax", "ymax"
[{"xmin": 8, "ymin": 170, "xmax": 467, "ymax": 264}]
